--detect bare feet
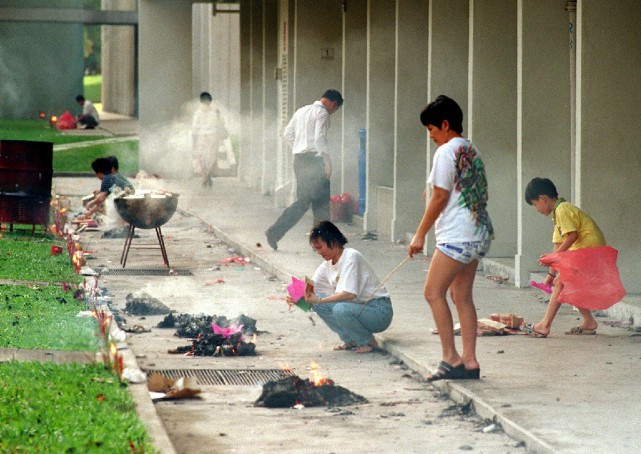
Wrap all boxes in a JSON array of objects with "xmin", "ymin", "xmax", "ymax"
[{"xmin": 355, "ymin": 337, "xmax": 378, "ymax": 354}]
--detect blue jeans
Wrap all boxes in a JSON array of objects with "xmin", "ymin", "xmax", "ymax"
[{"xmin": 312, "ymin": 296, "xmax": 393, "ymax": 347}]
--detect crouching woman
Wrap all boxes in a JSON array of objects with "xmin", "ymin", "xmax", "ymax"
[{"xmin": 286, "ymin": 221, "xmax": 393, "ymax": 353}]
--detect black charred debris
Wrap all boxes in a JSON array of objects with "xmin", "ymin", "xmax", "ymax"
[{"xmin": 256, "ymin": 376, "xmax": 368, "ymax": 408}]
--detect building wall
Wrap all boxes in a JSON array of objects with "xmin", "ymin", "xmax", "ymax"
[
  {"xmin": 515, "ymin": 0, "xmax": 571, "ymax": 286},
  {"xmin": 392, "ymin": 0, "xmax": 429, "ymax": 242},
  {"xmin": 577, "ymin": 0, "xmax": 641, "ymax": 293},
  {"xmin": 0, "ymin": 19, "xmax": 83, "ymax": 119}
]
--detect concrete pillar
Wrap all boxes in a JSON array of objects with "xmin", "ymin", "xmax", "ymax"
[
  {"xmin": 341, "ymin": 0, "xmax": 367, "ymax": 210},
  {"xmin": 248, "ymin": 0, "xmax": 264, "ymax": 190},
  {"xmin": 239, "ymin": 0, "xmax": 252, "ymax": 184},
  {"xmin": 273, "ymin": 0, "xmax": 294, "ymax": 206},
  {"xmin": 576, "ymin": 1, "xmax": 641, "ymax": 293},
  {"xmin": 515, "ymin": 0, "xmax": 570, "ymax": 287},
  {"xmin": 261, "ymin": 0, "xmax": 279, "ymax": 195},
  {"xmin": 391, "ymin": 0, "xmax": 428, "ymax": 242},
  {"xmin": 468, "ymin": 0, "xmax": 517, "ymax": 258},
  {"xmin": 364, "ymin": 0, "xmax": 395, "ymax": 236},
  {"xmin": 425, "ymin": 0, "xmax": 469, "ymax": 250},
  {"xmin": 101, "ymin": 0, "xmax": 136, "ymax": 116},
  {"xmin": 138, "ymin": 0, "xmax": 192, "ymax": 177}
]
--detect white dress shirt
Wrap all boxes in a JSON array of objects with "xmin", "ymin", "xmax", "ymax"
[{"xmin": 283, "ymin": 100, "xmax": 330, "ymax": 156}]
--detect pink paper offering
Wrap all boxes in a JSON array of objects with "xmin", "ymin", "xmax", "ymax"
[
  {"xmin": 287, "ymin": 277, "xmax": 312, "ymax": 312},
  {"xmin": 287, "ymin": 277, "xmax": 306, "ymax": 302},
  {"xmin": 212, "ymin": 323, "xmax": 243, "ymax": 338},
  {"xmin": 530, "ymin": 280, "xmax": 552, "ymax": 294}
]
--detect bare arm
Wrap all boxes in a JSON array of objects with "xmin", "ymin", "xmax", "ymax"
[{"xmin": 408, "ymin": 186, "xmax": 450, "ymax": 257}]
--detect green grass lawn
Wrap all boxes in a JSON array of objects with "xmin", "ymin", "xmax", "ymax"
[
  {"xmin": 0, "ymin": 361, "xmax": 154, "ymax": 452},
  {"xmin": 0, "ymin": 232, "xmax": 82, "ymax": 284},
  {"xmin": 0, "ymin": 284, "xmax": 98, "ymax": 351},
  {"xmin": 0, "ymin": 119, "xmax": 139, "ymax": 173},
  {"xmin": 83, "ymin": 74, "xmax": 102, "ymax": 104},
  {"xmin": 54, "ymin": 140, "xmax": 139, "ymax": 174},
  {"xmin": 0, "ymin": 119, "xmax": 107, "ymax": 145}
]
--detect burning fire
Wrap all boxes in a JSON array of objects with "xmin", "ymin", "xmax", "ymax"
[
  {"xmin": 250, "ymin": 333, "xmax": 257, "ymax": 344},
  {"xmin": 39, "ymin": 112, "xmax": 46, "ymax": 119},
  {"xmin": 50, "ymin": 115, "xmax": 58, "ymax": 123},
  {"xmin": 309, "ymin": 361, "xmax": 331, "ymax": 387}
]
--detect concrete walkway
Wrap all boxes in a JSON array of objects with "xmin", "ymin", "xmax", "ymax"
[{"xmin": 148, "ymin": 176, "xmax": 641, "ymax": 453}]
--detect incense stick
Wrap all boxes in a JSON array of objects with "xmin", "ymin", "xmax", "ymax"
[{"xmin": 357, "ymin": 256, "xmax": 411, "ymax": 316}]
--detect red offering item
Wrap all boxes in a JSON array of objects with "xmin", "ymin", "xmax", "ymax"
[
  {"xmin": 56, "ymin": 111, "xmax": 77, "ymax": 130},
  {"xmin": 51, "ymin": 245, "xmax": 63, "ymax": 255},
  {"xmin": 539, "ymin": 246, "xmax": 626, "ymax": 310}
]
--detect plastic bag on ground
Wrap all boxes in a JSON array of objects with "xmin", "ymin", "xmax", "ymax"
[
  {"xmin": 56, "ymin": 111, "xmax": 77, "ymax": 129},
  {"xmin": 539, "ymin": 246, "xmax": 625, "ymax": 310}
]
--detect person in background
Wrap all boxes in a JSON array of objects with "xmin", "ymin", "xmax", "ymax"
[
  {"xmin": 265, "ymin": 89, "xmax": 343, "ymax": 251},
  {"xmin": 285, "ymin": 221, "xmax": 393, "ymax": 353},
  {"xmin": 192, "ymin": 91, "xmax": 228, "ymax": 188},
  {"xmin": 75, "ymin": 95, "xmax": 99, "ymax": 129},
  {"xmin": 84, "ymin": 157, "xmax": 133, "ymax": 217},
  {"xmin": 408, "ymin": 95, "xmax": 493, "ymax": 382}
]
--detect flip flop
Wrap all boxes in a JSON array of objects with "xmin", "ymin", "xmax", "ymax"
[
  {"xmin": 565, "ymin": 326, "xmax": 597, "ymax": 335},
  {"xmin": 333, "ymin": 343, "xmax": 356, "ymax": 351},
  {"xmin": 521, "ymin": 323, "xmax": 548, "ymax": 338}
]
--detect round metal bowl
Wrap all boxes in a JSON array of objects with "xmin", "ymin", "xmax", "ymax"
[{"xmin": 114, "ymin": 192, "xmax": 179, "ymax": 229}]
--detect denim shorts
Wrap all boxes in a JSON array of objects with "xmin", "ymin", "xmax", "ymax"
[{"xmin": 436, "ymin": 235, "xmax": 491, "ymax": 265}]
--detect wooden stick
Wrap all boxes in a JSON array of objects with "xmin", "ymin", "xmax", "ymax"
[{"xmin": 357, "ymin": 256, "xmax": 411, "ymax": 316}]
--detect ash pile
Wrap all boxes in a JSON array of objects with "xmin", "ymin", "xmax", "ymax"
[
  {"xmin": 255, "ymin": 376, "xmax": 367, "ymax": 408},
  {"xmin": 159, "ymin": 312, "xmax": 258, "ymax": 357}
]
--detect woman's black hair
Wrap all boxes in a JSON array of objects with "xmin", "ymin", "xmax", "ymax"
[
  {"xmin": 420, "ymin": 95, "xmax": 463, "ymax": 133},
  {"xmin": 309, "ymin": 220, "xmax": 348, "ymax": 249},
  {"xmin": 200, "ymin": 91, "xmax": 213, "ymax": 103}
]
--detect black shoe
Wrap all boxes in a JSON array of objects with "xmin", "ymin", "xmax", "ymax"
[{"xmin": 265, "ymin": 229, "xmax": 278, "ymax": 251}]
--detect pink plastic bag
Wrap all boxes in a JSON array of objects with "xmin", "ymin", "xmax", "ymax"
[{"xmin": 539, "ymin": 246, "xmax": 625, "ymax": 310}]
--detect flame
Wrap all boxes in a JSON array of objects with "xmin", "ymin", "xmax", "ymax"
[
  {"xmin": 250, "ymin": 334, "xmax": 257, "ymax": 344},
  {"xmin": 110, "ymin": 342, "xmax": 117, "ymax": 356},
  {"xmin": 39, "ymin": 112, "xmax": 46, "ymax": 119},
  {"xmin": 59, "ymin": 208, "xmax": 68, "ymax": 214},
  {"xmin": 309, "ymin": 360, "xmax": 330, "ymax": 387},
  {"xmin": 50, "ymin": 115, "xmax": 58, "ymax": 122}
]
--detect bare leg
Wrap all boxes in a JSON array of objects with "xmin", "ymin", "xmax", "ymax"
[
  {"xmin": 534, "ymin": 276, "xmax": 562, "ymax": 336},
  {"xmin": 423, "ymin": 250, "xmax": 467, "ymax": 367},
  {"xmin": 449, "ymin": 259, "xmax": 481, "ymax": 371},
  {"xmin": 577, "ymin": 308, "xmax": 598, "ymax": 331}
]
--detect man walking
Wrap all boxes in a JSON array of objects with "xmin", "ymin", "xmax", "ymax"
[{"xmin": 265, "ymin": 89, "xmax": 343, "ymax": 250}]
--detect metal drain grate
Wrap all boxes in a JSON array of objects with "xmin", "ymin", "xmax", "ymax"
[
  {"xmin": 103, "ymin": 269, "xmax": 193, "ymax": 276},
  {"xmin": 143, "ymin": 368, "xmax": 294, "ymax": 386}
]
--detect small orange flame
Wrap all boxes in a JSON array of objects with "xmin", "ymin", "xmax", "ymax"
[
  {"xmin": 59, "ymin": 208, "xmax": 68, "ymax": 214},
  {"xmin": 39, "ymin": 112, "xmax": 46, "ymax": 119},
  {"xmin": 309, "ymin": 360, "xmax": 330, "ymax": 387},
  {"xmin": 50, "ymin": 115, "xmax": 58, "ymax": 122}
]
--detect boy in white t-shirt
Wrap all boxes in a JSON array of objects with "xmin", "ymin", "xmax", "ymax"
[
  {"xmin": 285, "ymin": 221, "xmax": 393, "ymax": 353},
  {"xmin": 408, "ymin": 95, "xmax": 493, "ymax": 381}
]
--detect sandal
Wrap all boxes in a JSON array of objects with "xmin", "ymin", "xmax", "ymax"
[
  {"xmin": 521, "ymin": 323, "xmax": 548, "ymax": 338},
  {"xmin": 333, "ymin": 343, "xmax": 356, "ymax": 351},
  {"xmin": 565, "ymin": 326, "xmax": 596, "ymax": 335},
  {"xmin": 355, "ymin": 345, "xmax": 374, "ymax": 353},
  {"xmin": 426, "ymin": 361, "xmax": 465, "ymax": 382}
]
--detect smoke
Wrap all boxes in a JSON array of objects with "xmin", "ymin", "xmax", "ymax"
[
  {"xmin": 0, "ymin": 45, "xmax": 27, "ymax": 118},
  {"xmin": 139, "ymin": 99, "xmax": 239, "ymax": 180}
]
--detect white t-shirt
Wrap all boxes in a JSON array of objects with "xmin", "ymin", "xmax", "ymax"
[
  {"xmin": 82, "ymin": 100, "xmax": 100, "ymax": 122},
  {"xmin": 283, "ymin": 100, "xmax": 330, "ymax": 156},
  {"xmin": 427, "ymin": 136, "xmax": 493, "ymax": 243},
  {"xmin": 312, "ymin": 248, "xmax": 390, "ymax": 303}
]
